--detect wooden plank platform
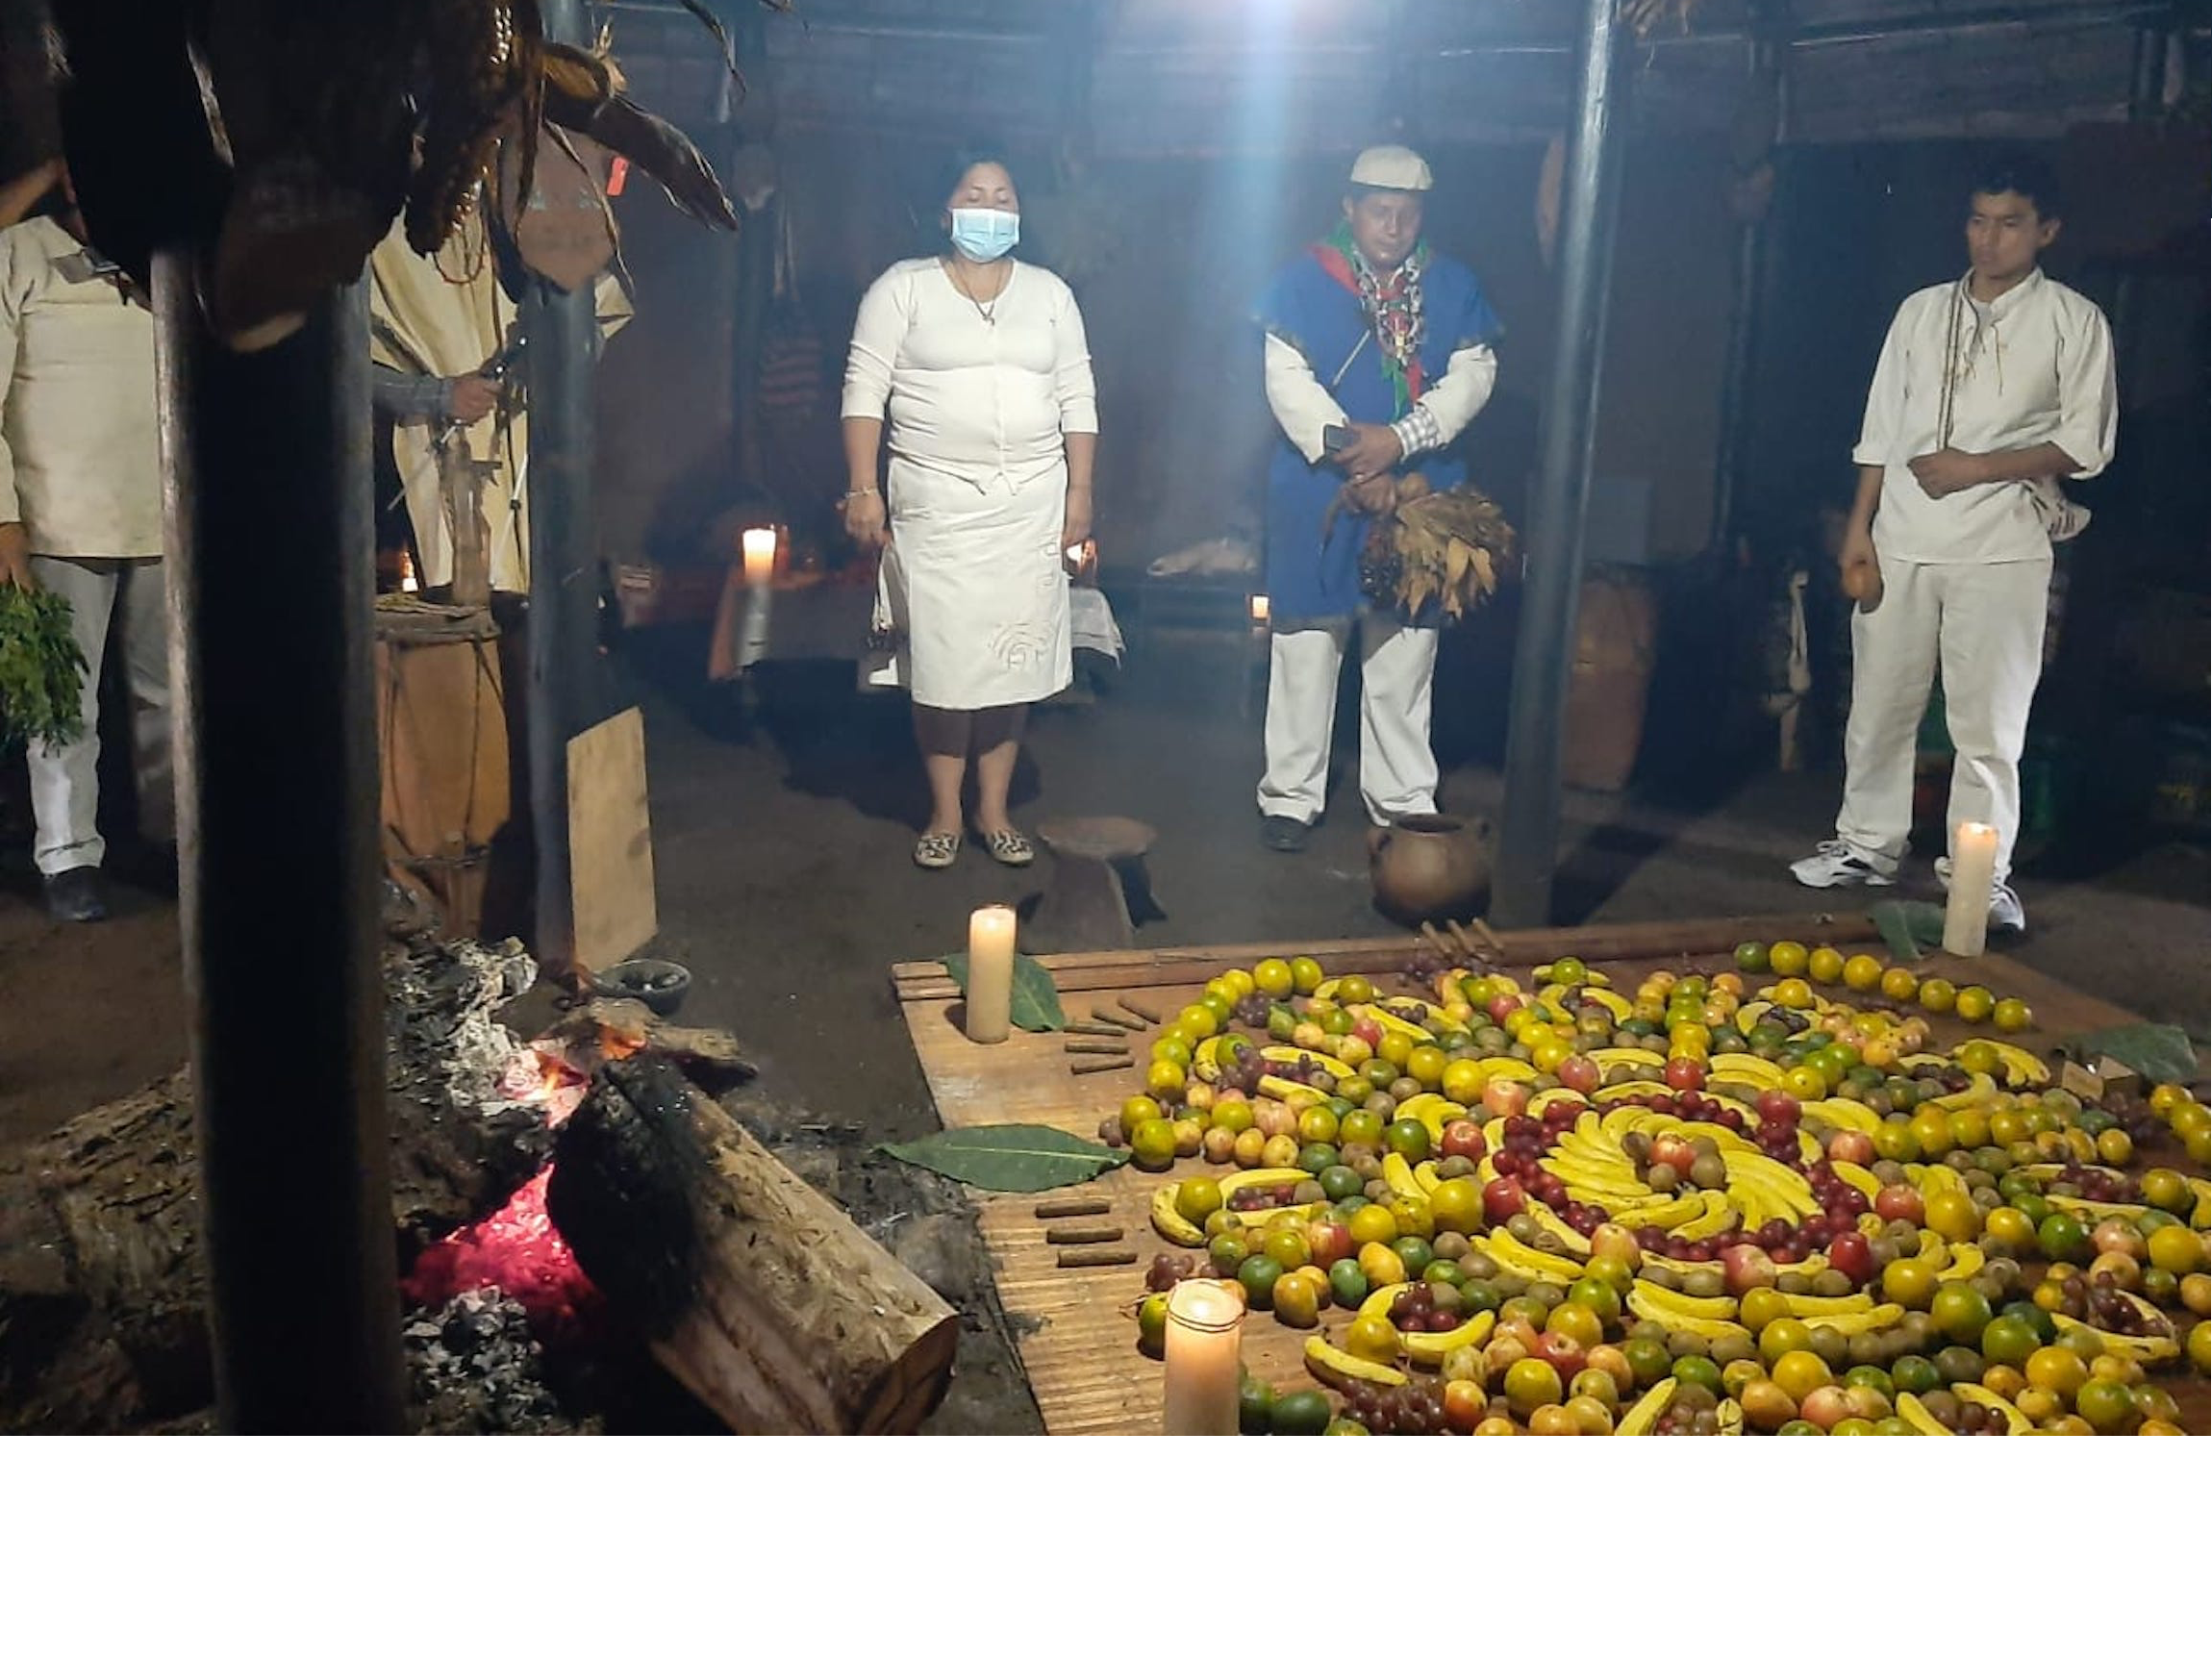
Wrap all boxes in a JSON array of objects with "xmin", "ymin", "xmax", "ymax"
[{"xmin": 892, "ymin": 913, "xmax": 2191, "ymax": 1436}]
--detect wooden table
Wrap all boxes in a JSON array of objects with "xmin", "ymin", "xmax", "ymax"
[{"xmin": 892, "ymin": 913, "xmax": 2201, "ymax": 1436}]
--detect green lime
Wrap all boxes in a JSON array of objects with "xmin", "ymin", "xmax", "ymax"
[
  {"xmin": 1776, "ymin": 1419, "xmax": 1823, "ymax": 1436},
  {"xmin": 1237, "ymin": 1254, "xmax": 1283, "ymax": 1310},
  {"xmin": 1137, "ymin": 1294, "xmax": 1169, "ymax": 1356},
  {"xmin": 1929, "ymin": 1282, "xmax": 1994, "ymax": 1345},
  {"xmin": 1394, "ymin": 1237, "xmax": 1435, "ymax": 1277},
  {"xmin": 1207, "ymin": 1235, "xmax": 1248, "ymax": 1276},
  {"xmin": 1323, "ymin": 1417, "xmax": 1370, "ymax": 1435},
  {"xmin": 1238, "ymin": 1372, "xmax": 1276, "ymax": 1435},
  {"xmin": 2037, "ymin": 1212, "xmax": 2091, "ymax": 1265},
  {"xmin": 1269, "ymin": 1388, "xmax": 1333, "ymax": 1435},
  {"xmin": 1327, "ymin": 1258, "xmax": 1370, "ymax": 1309},
  {"xmin": 1623, "ymin": 1337, "xmax": 1673, "ymax": 1387},
  {"xmin": 1320, "ymin": 1165, "xmax": 1365, "ymax": 1202},
  {"xmin": 1891, "ymin": 1354, "xmax": 1942, "ymax": 1395},
  {"xmin": 1298, "ymin": 1143, "xmax": 1337, "ymax": 1175},
  {"xmin": 1672, "ymin": 1355, "xmax": 1724, "ymax": 1396},
  {"xmin": 1979, "ymin": 1313, "xmax": 2039, "ymax": 1367}
]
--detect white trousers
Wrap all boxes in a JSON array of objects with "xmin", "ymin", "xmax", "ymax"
[
  {"xmin": 1835, "ymin": 556, "xmax": 2049, "ymax": 882},
  {"xmin": 1257, "ymin": 614, "xmax": 1439, "ymax": 827},
  {"xmin": 26, "ymin": 555, "xmax": 172, "ymax": 877}
]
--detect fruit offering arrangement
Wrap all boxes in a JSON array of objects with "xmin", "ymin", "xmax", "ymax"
[{"xmin": 1112, "ymin": 945, "xmax": 2212, "ymax": 1436}]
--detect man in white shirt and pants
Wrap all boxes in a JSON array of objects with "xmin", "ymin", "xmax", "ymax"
[
  {"xmin": 0, "ymin": 165, "xmax": 167, "ymax": 923},
  {"xmin": 1791, "ymin": 155, "xmax": 2116, "ymax": 934}
]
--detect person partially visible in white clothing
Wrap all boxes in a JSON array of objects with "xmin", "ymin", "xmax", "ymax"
[
  {"xmin": 0, "ymin": 162, "xmax": 168, "ymax": 924},
  {"xmin": 840, "ymin": 152, "xmax": 1100, "ymax": 870},
  {"xmin": 1791, "ymin": 154, "xmax": 2116, "ymax": 936}
]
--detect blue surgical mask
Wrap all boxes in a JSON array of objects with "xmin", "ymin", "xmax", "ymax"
[{"xmin": 949, "ymin": 207, "xmax": 1019, "ymax": 263}]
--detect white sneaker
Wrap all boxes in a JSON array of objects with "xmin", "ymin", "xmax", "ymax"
[
  {"xmin": 1936, "ymin": 859, "xmax": 2025, "ymax": 934},
  {"xmin": 1790, "ymin": 840, "xmax": 1898, "ymax": 889}
]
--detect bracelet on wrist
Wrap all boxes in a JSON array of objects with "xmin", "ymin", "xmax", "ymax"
[{"xmin": 841, "ymin": 486, "xmax": 879, "ymax": 503}]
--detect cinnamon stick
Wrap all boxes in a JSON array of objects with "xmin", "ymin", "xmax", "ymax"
[
  {"xmin": 1070, "ymin": 1056, "xmax": 1134, "ymax": 1076},
  {"xmin": 1044, "ymin": 1223, "xmax": 1125, "ymax": 1246},
  {"xmin": 1063, "ymin": 1039, "xmax": 1130, "ymax": 1055},
  {"xmin": 1117, "ymin": 995, "xmax": 1163, "ymax": 1026},
  {"xmin": 1091, "ymin": 1006, "xmax": 1146, "ymax": 1032},
  {"xmin": 1033, "ymin": 1196, "xmax": 1114, "ymax": 1219},
  {"xmin": 1056, "ymin": 1246, "xmax": 1139, "ymax": 1269}
]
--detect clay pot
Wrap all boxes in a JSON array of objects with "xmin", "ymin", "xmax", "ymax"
[{"xmin": 1370, "ymin": 814, "xmax": 1493, "ymax": 924}]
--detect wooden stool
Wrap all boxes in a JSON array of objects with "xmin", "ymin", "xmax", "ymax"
[{"xmin": 1031, "ymin": 817, "xmax": 1158, "ymax": 952}]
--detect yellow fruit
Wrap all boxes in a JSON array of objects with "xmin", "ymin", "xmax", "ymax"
[
  {"xmin": 1919, "ymin": 978, "xmax": 1957, "ymax": 1015},
  {"xmin": 1357, "ymin": 1241, "xmax": 1408, "ymax": 1288},
  {"xmin": 2146, "ymin": 1226, "xmax": 2207, "ymax": 1276},
  {"xmin": 1770, "ymin": 1349, "xmax": 1832, "ymax": 1404},
  {"xmin": 1926, "ymin": 1190, "xmax": 1980, "ymax": 1244},
  {"xmin": 2189, "ymin": 1320, "xmax": 2209, "ymax": 1374},
  {"xmin": 1296, "ymin": 1107, "xmax": 1340, "ymax": 1146},
  {"xmin": 1145, "ymin": 1060, "xmax": 1187, "ymax": 1099},
  {"xmin": 1429, "ymin": 1177, "xmax": 1483, "ymax": 1235},
  {"xmin": 1879, "ymin": 967, "xmax": 1919, "ymax": 1003},
  {"xmin": 1841, "ymin": 954, "xmax": 1883, "ymax": 992},
  {"xmin": 1953, "ymin": 986, "xmax": 1995, "ymax": 1024},
  {"xmin": 2023, "ymin": 1346, "xmax": 2089, "ymax": 1403},
  {"xmin": 1348, "ymin": 1205, "xmax": 1398, "ymax": 1247},
  {"xmin": 1980, "ymin": 1364, "xmax": 2026, "ymax": 1399},
  {"xmin": 1993, "ymin": 998, "xmax": 2033, "ymax": 1033},
  {"xmin": 1130, "ymin": 1119, "xmax": 1179, "ymax": 1171},
  {"xmin": 2181, "ymin": 1273, "xmax": 2211, "ymax": 1318},
  {"xmin": 1768, "ymin": 941, "xmax": 1809, "ymax": 977},
  {"xmin": 1119, "ymin": 1095, "xmax": 1164, "ymax": 1136},
  {"xmin": 1345, "ymin": 1314, "xmax": 1403, "ymax": 1365},
  {"xmin": 1175, "ymin": 1176, "xmax": 1222, "ymax": 1224},
  {"xmin": 1771, "ymin": 977, "xmax": 1815, "ymax": 1011},
  {"xmin": 1807, "ymin": 946, "xmax": 1846, "ymax": 985}
]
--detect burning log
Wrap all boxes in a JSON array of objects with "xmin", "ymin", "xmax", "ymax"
[{"xmin": 547, "ymin": 1057, "xmax": 958, "ymax": 1435}]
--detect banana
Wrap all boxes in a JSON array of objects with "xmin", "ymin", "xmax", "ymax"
[
  {"xmin": 1674, "ymin": 1192, "xmax": 1742, "ymax": 1240},
  {"xmin": 1480, "ymin": 1057, "xmax": 1541, "ymax": 1084},
  {"xmin": 1219, "ymin": 1169, "xmax": 1309, "ymax": 1200},
  {"xmin": 1150, "ymin": 1184, "xmax": 1207, "ymax": 1247},
  {"xmin": 1614, "ymin": 1376, "xmax": 1678, "ymax": 1436},
  {"xmin": 1314, "ymin": 977, "xmax": 1343, "ymax": 1001},
  {"xmin": 1194, "ymin": 1036, "xmax": 1224, "ymax": 1082},
  {"xmin": 1521, "ymin": 1199, "xmax": 1593, "ymax": 1255},
  {"xmin": 1932, "ymin": 1074, "xmax": 2001, "ymax": 1111},
  {"xmin": 1381, "ymin": 1152, "xmax": 1427, "ymax": 1201},
  {"xmin": 1264, "ymin": 1043, "xmax": 1353, "ymax": 1080},
  {"xmin": 1951, "ymin": 1382, "xmax": 2032, "ymax": 1434},
  {"xmin": 1631, "ymin": 1280, "xmax": 1740, "ymax": 1322},
  {"xmin": 1479, "ymin": 1232, "xmax": 1584, "ymax": 1285},
  {"xmin": 1583, "ymin": 988, "xmax": 1635, "ymax": 1021},
  {"xmin": 1601, "ymin": 1105, "xmax": 1651, "ymax": 1139},
  {"xmin": 1802, "ymin": 1097, "xmax": 1884, "ymax": 1135},
  {"xmin": 1735, "ymin": 1001, "xmax": 1773, "ymax": 1036},
  {"xmin": 1934, "ymin": 1244, "xmax": 1985, "ymax": 1282},
  {"xmin": 2190, "ymin": 1177, "xmax": 2211, "ymax": 1230},
  {"xmin": 1483, "ymin": 1118, "xmax": 1511, "ymax": 1152},
  {"xmin": 1404, "ymin": 1309, "xmax": 1497, "ymax": 1368},
  {"xmin": 1830, "ymin": 1161, "xmax": 1882, "ymax": 1200},
  {"xmin": 1369, "ymin": 1008, "xmax": 1435, "ymax": 1044},
  {"xmin": 1529, "ymin": 1087, "xmax": 1596, "ymax": 1116},
  {"xmin": 1610, "ymin": 1193, "xmax": 1709, "ymax": 1229},
  {"xmin": 1776, "ymin": 1291, "xmax": 1874, "ymax": 1318},
  {"xmin": 1233, "ymin": 1201, "xmax": 1327, "ymax": 1233},
  {"xmin": 1590, "ymin": 1045, "xmax": 1665, "ymax": 1071},
  {"xmin": 2050, "ymin": 1311, "xmax": 2178, "ymax": 1363},
  {"xmin": 1415, "ymin": 1162, "xmax": 1443, "ymax": 1195},
  {"xmin": 1797, "ymin": 1303, "xmax": 1905, "ymax": 1337},
  {"xmin": 1401, "ymin": 1095, "xmax": 1467, "ymax": 1144},
  {"xmin": 1257, "ymin": 1075, "xmax": 1333, "ymax": 1110},
  {"xmin": 1625, "ymin": 1284, "xmax": 1750, "ymax": 1345},
  {"xmin": 1304, "ymin": 1335, "xmax": 1409, "ymax": 1390},
  {"xmin": 1985, "ymin": 1041, "xmax": 2050, "ymax": 1087},
  {"xmin": 1897, "ymin": 1394, "xmax": 1951, "ymax": 1436},
  {"xmin": 2047, "ymin": 1194, "xmax": 2153, "ymax": 1224},
  {"xmin": 1710, "ymin": 1053, "xmax": 1787, "ymax": 1088},
  {"xmin": 1384, "ymin": 997, "xmax": 1468, "ymax": 1034}
]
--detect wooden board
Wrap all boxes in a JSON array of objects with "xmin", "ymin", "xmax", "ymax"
[
  {"xmin": 892, "ymin": 913, "xmax": 2197, "ymax": 1436},
  {"xmin": 567, "ymin": 707, "xmax": 658, "ymax": 971}
]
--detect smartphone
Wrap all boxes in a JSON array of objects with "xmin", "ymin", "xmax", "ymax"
[{"xmin": 1322, "ymin": 424, "xmax": 1353, "ymax": 456}]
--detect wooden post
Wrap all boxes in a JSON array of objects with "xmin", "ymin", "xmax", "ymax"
[
  {"xmin": 525, "ymin": 0, "xmax": 611, "ymax": 974},
  {"xmin": 1490, "ymin": 0, "xmax": 1635, "ymax": 930},
  {"xmin": 151, "ymin": 265, "xmax": 405, "ymax": 1433},
  {"xmin": 1705, "ymin": 11, "xmax": 1784, "ymax": 566},
  {"xmin": 729, "ymin": 0, "xmax": 776, "ymax": 487}
]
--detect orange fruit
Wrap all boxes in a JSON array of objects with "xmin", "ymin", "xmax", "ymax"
[
  {"xmin": 1953, "ymin": 986, "xmax": 1996, "ymax": 1024},
  {"xmin": 1290, "ymin": 956, "xmax": 1325, "ymax": 993},
  {"xmin": 1925, "ymin": 1190, "xmax": 1980, "ymax": 1244},
  {"xmin": 1918, "ymin": 978, "xmax": 1958, "ymax": 1015},
  {"xmin": 1441, "ymin": 1058, "xmax": 1486, "ymax": 1104},
  {"xmin": 1771, "ymin": 977, "xmax": 1815, "ymax": 1011},
  {"xmin": 2023, "ymin": 1346, "xmax": 2089, "ymax": 1403},
  {"xmin": 1768, "ymin": 941, "xmax": 1809, "ymax": 977},
  {"xmin": 2147, "ymin": 1226, "xmax": 2206, "ymax": 1276},
  {"xmin": 1406, "ymin": 1045, "xmax": 1449, "ymax": 1086},
  {"xmin": 1428, "ymin": 1177, "xmax": 1483, "ymax": 1235},
  {"xmin": 1253, "ymin": 958, "xmax": 1295, "ymax": 997},
  {"xmin": 1879, "ymin": 967, "xmax": 1919, "ymax": 1002},
  {"xmin": 1993, "ymin": 998, "xmax": 2033, "ymax": 1033},
  {"xmin": 1841, "ymin": 954, "xmax": 1884, "ymax": 992},
  {"xmin": 1504, "ymin": 1357, "xmax": 1565, "ymax": 1417},
  {"xmin": 1807, "ymin": 946, "xmax": 1847, "ymax": 985},
  {"xmin": 1356, "ymin": 1241, "xmax": 1406, "ymax": 1288},
  {"xmin": 1347, "ymin": 1205, "xmax": 1399, "ymax": 1247},
  {"xmin": 1771, "ymin": 1349, "xmax": 1832, "ymax": 1404}
]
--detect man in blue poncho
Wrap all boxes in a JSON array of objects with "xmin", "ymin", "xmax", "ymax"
[{"xmin": 1253, "ymin": 145, "xmax": 1502, "ymax": 853}]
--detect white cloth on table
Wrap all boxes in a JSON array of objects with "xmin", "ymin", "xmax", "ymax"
[
  {"xmin": 27, "ymin": 555, "xmax": 171, "ymax": 876},
  {"xmin": 1068, "ymin": 586, "xmax": 1122, "ymax": 662},
  {"xmin": 0, "ymin": 217, "xmax": 162, "ymax": 559},
  {"xmin": 1833, "ymin": 557, "xmax": 2049, "ymax": 884},
  {"xmin": 1853, "ymin": 268, "xmax": 2115, "ymax": 566},
  {"xmin": 842, "ymin": 257, "xmax": 1097, "ymax": 709},
  {"xmin": 1257, "ymin": 614, "xmax": 1438, "ymax": 827}
]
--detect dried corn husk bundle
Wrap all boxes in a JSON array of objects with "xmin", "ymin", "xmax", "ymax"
[{"xmin": 1352, "ymin": 476, "xmax": 1518, "ymax": 623}]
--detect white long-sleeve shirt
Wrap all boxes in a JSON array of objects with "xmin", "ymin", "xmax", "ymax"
[
  {"xmin": 1263, "ymin": 333, "xmax": 1498, "ymax": 465},
  {"xmin": 0, "ymin": 216, "xmax": 163, "ymax": 560},
  {"xmin": 842, "ymin": 257, "xmax": 1098, "ymax": 491},
  {"xmin": 1853, "ymin": 267, "xmax": 2116, "ymax": 565}
]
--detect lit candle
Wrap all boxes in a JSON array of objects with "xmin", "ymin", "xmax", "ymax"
[
  {"xmin": 742, "ymin": 526, "xmax": 777, "ymax": 587},
  {"xmin": 1943, "ymin": 821, "xmax": 1999, "ymax": 959},
  {"xmin": 1163, "ymin": 1279, "xmax": 1244, "ymax": 1435},
  {"xmin": 1249, "ymin": 593, "xmax": 1270, "ymax": 625},
  {"xmin": 965, "ymin": 905, "xmax": 1018, "ymax": 1044}
]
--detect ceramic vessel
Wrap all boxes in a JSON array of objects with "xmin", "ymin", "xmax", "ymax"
[{"xmin": 1370, "ymin": 814, "xmax": 1492, "ymax": 923}]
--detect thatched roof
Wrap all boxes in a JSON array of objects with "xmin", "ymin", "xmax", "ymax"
[{"xmin": 602, "ymin": 0, "xmax": 2174, "ymax": 147}]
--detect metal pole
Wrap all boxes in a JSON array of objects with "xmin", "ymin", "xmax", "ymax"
[
  {"xmin": 527, "ymin": 0, "xmax": 608, "ymax": 974},
  {"xmin": 152, "ymin": 265, "xmax": 405, "ymax": 1433},
  {"xmin": 1705, "ymin": 26, "xmax": 1782, "ymax": 565},
  {"xmin": 1491, "ymin": 0, "xmax": 1633, "ymax": 930}
]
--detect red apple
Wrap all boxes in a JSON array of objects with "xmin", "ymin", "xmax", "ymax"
[
  {"xmin": 1483, "ymin": 1076, "xmax": 1531, "ymax": 1118},
  {"xmin": 1439, "ymin": 1119, "xmax": 1487, "ymax": 1161},
  {"xmin": 1873, "ymin": 1184, "xmax": 1925, "ymax": 1225},
  {"xmin": 1306, "ymin": 1219, "xmax": 1353, "ymax": 1270},
  {"xmin": 1534, "ymin": 1330, "xmax": 1587, "ymax": 1381},
  {"xmin": 1719, "ymin": 1243, "xmax": 1778, "ymax": 1296},
  {"xmin": 1555, "ymin": 1052, "xmax": 1602, "ymax": 1095},
  {"xmin": 1756, "ymin": 1090, "xmax": 1802, "ymax": 1130},
  {"xmin": 1663, "ymin": 1055, "xmax": 1707, "ymax": 1092},
  {"xmin": 1798, "ymin": 1385, "xmax": 1855, "ymax": 1431},
  {"xmin": 1590, "ymin": 1222, "xmax": 1642, "ymax": 1267},
  {"xmin": 1822, "ymin": 1239, "xmax": 1875, "ymax": 1283},
  {"xmin": 1827, "ymin": 1130, "xmax": 1875, "ymax": 1166},
  {"xmin": 1352, "ymin": 1018, "xmax": 1385, "ymax": 1050},
  {"xmin": 1482, "ymin": 1177, "xmax": 1526, "ymax": 1224},
  {"xmin": 1649, "ymin": 1133, "xmax": 1697, "ymax": 1177}
]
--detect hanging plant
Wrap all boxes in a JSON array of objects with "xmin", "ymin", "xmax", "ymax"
[{"xmin": 0, "ymin": 585, "xmax": 88, "ymax": 750}]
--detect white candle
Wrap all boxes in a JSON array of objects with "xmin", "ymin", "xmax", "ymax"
[
  {"xmin": 1163, "ymin": 1279, "xmax": 1244, "ymax": 1435},
  {"xmin": 1943, "ymin": 820, "xmax": 1999, "ymax": 958},
  {"xmin": 1249, "ymin": 593, "xmax": 1270, "ymax": 625},
  {"xmin": 965, "ymin": 905, "xmax": 1018, "ymax": 1044},
  {"xmin": 742, "ymin": 527, "xmax": 777, "ymax": 587}
]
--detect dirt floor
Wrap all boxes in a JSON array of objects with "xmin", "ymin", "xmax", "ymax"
[{"xmin": 3, "ymin": 635, "xmax": 2206, "ymax": 1433}]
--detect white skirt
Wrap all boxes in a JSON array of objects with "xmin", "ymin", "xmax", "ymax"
[{"xmin": 865, "ymin": 457, "xmax": 1073, "ymax": 709}]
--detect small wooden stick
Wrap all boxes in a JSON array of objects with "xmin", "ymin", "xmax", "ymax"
[
  {"xmin": 1033, "ymin": 1196, "xmax": 1114, "ymax": 1219},
  {"xmin": 1065, "ymin": 1020, "xmax": 1129, "ymax": 1038},
  {"xmin": 1117, "ymin": 995, "xmax": 1163, "ymax": 1026},
  {"xmin": 1468, "ymin": 916, "xmax": 1505, "ymax": 957},
  {"xmin": 1070, "ymin": 1056, "xmax": 1134, "ymax": 1076},
  {"xmin": 1091, "ymin": 1005, "xmax": 1146, "ymax": 1032},
  {"xmin": 1420, "ymin": 920, "xmax": 1454, "ymax": 961},
  {"xmin": 1056, "ymin": 1245, "xmax": 1139, "ymax": 1269},
  {"xmin": 1044, "ymin": 1222, "xmax": 1125, "ymax": 1245},
  {"xmin": 1445, "ymin": 919, "xmax": 1481, "ymax": 961},
  {"xmin": 1063, "ymin": 1038, "xmax": 1130, "ymax": 1055}
]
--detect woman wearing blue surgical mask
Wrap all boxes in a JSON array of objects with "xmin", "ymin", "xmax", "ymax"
[{"xmin": 841, "ymin": 152, "xmax": 1100, "ymax": 870}]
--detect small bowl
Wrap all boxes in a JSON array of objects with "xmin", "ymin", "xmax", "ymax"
[{"xmin": 600, "ymin": 958, "xmax": 692, "ymax": 1018}]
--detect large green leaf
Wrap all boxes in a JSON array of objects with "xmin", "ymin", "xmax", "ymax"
[
  {"xmin": 876, "ymin": 1124, "xmax": 1129, "ymax": 1192},
  {"xmin": 2066, "ymin": 1024, "xmax": 2200, "ymax": 1086},
  {"xmin": 1870, "ymin": 900, "xmax": 1948, "ymax": 964},
  {"xmin": 939, "ymin": 950, "xmax": 1066, "ymax": 1033}
]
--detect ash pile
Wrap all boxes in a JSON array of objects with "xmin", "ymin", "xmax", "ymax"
[{"xmin": 405, "ymin": 1290, "xmax": 600, "ymax": 1435}]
